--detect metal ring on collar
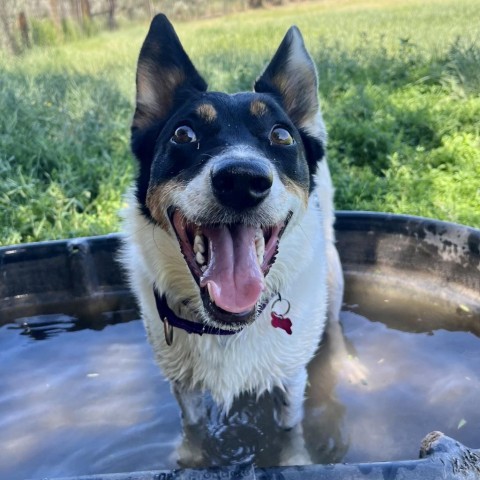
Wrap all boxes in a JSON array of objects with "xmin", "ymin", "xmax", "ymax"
[
  {"xmin": 163, "ymin": 317, "xmax": 174, "ymax": 346},
  {"xmin": 271, "ymin": 294, "xmax": 291, "ymax": 316}
]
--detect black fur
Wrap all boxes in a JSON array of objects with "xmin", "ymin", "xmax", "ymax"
[{"xmin": 131, "ymin": 15, "xmax": 325, "ymax": 221}]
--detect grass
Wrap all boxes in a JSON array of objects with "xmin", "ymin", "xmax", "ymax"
[{"xmin": 1, "ymin": 0, "xmax": 479, "ymax": 246}]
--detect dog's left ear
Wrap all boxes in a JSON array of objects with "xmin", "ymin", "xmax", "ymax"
[{"xmin": 254, "ymin": 27, "xmax": 324, "ymax": 141}]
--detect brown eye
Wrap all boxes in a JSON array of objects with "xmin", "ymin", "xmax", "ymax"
[
  {"xmin": 171, "ymin": 125, "xmax": 197, "ymax": 144},
  {"xmin": 270, "ymin": 126, "xmax": 294, "ymax": 146}
]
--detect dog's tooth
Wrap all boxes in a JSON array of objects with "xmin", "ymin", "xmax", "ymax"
[
  {"xmin": 256, "ymin": 235, "xmax": 265, "ymax": 265},
  {"xmin": 207, "ymin": 283, "xmax": 215, "ymax": 304},
  {"xmin": 201, "ymin": 265, "xmax": 207, "ymax": 273},
  {"xmin": 194, "ymin": 234, "xmax": 205, "ymax": 254},
  {"xmin": 195, "ymin": 251, "xmax": 206, "ymax": 265},
  {"xmin": 255, "ymin": 235, "xmax": 265, "ymax": 249}
]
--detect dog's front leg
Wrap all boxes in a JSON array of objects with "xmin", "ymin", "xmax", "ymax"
[
  {"xmin": 172, "ymin": 381, "xmax": 206, "ymax": 426},
  {"xmin": 273, "ymin": 367, "xmax": 308, "ymax": 430},
  {"xmin": 172, "ymin": 382, "xmax": 208, "ymax": 467},
  {"xmin": 273, "ymin": 368, "xmax": 312, "ymax": 465}
]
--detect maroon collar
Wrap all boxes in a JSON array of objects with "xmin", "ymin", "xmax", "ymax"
[
  {"xmin": 153, "ymin": 287, "xmax": 239, "ymax": 338},
  {"xmin": 153, "ymin": 287, "xmax": 274, "ymax": 343}
]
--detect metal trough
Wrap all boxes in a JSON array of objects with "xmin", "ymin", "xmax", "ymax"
[{"xmin": 1, "ymin": 212, "xmax": 479, "ymax": 480}]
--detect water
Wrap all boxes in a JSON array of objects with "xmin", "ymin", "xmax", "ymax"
[{"xmin": 0, "ymin": 282, "xmax": 479, "ymax": 479}]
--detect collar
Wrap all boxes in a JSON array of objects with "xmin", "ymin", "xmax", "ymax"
[
  {"xmin": 153, "ymin": 287, "xmax": 273, "ymax": 345},
  {"xmin": 153, "ymin": 287, "xmax": 238, "ymax": 345}
]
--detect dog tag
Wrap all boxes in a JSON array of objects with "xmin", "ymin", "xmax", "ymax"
[
  {"xmin": 271, "ymin": 311, "xmax": 293, "ymax": 335},
  {"xmin": 270, "ymin": 295, "xmax": 292, "ymax": 335}
]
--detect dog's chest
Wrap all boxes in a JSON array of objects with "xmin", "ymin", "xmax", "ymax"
[{"xmin": 155, "ymin": 287, "xmax": 327, "ymax": 408}]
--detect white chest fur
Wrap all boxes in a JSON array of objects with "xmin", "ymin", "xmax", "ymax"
[{"xmin": 121, "ymin": 194, "xmax": 329, "ymax": 411}]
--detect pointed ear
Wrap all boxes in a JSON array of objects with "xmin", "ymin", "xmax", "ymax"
[
  {"xmin": 254, "ymin": 26, "xmax": 321, "ymax": 133},
  {"xmin": 132, "ymin": 14, "xmax": 207, "ymax": 130}
]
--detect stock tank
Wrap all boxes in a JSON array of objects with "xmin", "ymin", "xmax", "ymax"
[{"xmin": 1, "ymin": 212, "xmax": 479, "ymax": 480}]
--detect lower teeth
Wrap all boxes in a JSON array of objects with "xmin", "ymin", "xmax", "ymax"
[{"xmin": 196, "ymin": 251, "xmax": 206, "ymax": 265}]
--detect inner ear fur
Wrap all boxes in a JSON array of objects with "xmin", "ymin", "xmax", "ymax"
[
  {"xmin": 132, "ymin": 14, "xmax": 207, "ymax": 131},
  {"xmin": 254, "ymin": 26, "xmax": 320, "ymax": 130}
]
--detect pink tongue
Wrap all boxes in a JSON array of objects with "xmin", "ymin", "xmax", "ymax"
[{"xmin": 199, "ymin": 225, "xmax": 264, "ymax": 314}]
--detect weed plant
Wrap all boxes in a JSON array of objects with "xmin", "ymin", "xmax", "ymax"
[{"xmin": 0, "ymin": 0, "xmax": 479, "ymax": 245}]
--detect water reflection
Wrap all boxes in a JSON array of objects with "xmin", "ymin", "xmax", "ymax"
[
  {"xmin": 10, "ymin": 308, "xmax": 138, "ymax": 341},
  {"xmin": 0, "ymin": 285, "xmax": 479, "ymax": 479}
]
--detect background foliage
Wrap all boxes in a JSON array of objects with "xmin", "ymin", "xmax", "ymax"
[{"xmin": 0, "ymin": 0, "xmax": 479, "ymax": 246}]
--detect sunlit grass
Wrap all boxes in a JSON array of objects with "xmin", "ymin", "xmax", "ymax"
[{"xmin": 1, "ymin": 0, "xmax": 479, "ymax": 245}]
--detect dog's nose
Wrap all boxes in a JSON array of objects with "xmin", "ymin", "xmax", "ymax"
[{"xmin": 211, "ymin": 159, "xmax": 273, "ymax": 210}]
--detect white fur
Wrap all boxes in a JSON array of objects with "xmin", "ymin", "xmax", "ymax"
[
  {"xmin": 120, "ymin": 155, "xmax": 338, "ymax": 416},
  {"xmin": 122, "ymin": 19, "xmax": 348, "ymax": 468}
]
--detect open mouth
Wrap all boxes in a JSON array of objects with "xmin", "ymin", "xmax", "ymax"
[{"xmin": 170, "ymin": 209, "xmax": 290, "ymax": 326}]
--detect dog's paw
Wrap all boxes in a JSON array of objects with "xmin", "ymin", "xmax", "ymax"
[
  {"xmin": 327, "ymin": 319, "xmax": 369, "ymax": 386},
  {"xmin": 273, "ymin": 369, "xmax": 309, "ymax": 430},
  {"xmin": 273, "ymin": 404, "xmax": 304, "ymax": 431},
  {"xmin": 332, "ymin": 353, "xmax": 369, "ymax": 386},
  {"xmin": 278, "ymin": 424, "xmax": 312, "ymax": 466},
  {"xmin": 175, "ymin": 431, "xmax": 207, "ymax": 468}
]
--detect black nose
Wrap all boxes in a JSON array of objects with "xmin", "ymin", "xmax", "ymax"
[{"xmin": 210, "ymin": 159, "xmax": 273, "ymax": 210}]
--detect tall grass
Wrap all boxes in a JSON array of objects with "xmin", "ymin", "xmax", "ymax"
[{"xmin": 1, "ymin": 0, "xmax": 479, "ymax": 246}]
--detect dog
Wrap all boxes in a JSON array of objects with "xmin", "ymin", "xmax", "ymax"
[{"xmin": 121, "ymin": 14, "xmax": 346, "ymax": 466}]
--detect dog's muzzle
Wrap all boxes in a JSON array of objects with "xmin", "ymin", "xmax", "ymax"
[{"xmin": 165, "ymin": 152, "xmax": 291, "ymax": 329}]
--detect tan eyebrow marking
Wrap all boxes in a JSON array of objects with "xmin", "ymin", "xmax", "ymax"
[
  {"xmin": 196, "ymin": 103, "xmax": 217, "ymax": 123},
  {"xmin": 250, "ymin": 100, "xmax": 268, "ymax": 117}
]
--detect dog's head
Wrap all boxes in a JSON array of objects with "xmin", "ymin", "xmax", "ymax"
[{"xmin": 131, "ymin": 15, "xmax": 326, "ymax": 330}]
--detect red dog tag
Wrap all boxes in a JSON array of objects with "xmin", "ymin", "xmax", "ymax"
[{"xmin": 271, "ymin": 311, "xmax": 293, "ymax": 335}]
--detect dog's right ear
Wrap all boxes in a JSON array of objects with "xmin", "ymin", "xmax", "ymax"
[{"xmin": 132, "ymin": 14, "xmax": 207, "ymax": 131}]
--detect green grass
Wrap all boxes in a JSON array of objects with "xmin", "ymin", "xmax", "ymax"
[{"xmin": 1, "ymin": 0, "xmax": 479, "ymax": 246}]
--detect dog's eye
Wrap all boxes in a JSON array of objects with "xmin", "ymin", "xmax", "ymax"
[
  {"xmin": 270, "ymin": 127, "xmax": 294, "ymax": 146},
  {"xmin": 171, "ymin": 125, "xmax": 197, "ymax": 144}
]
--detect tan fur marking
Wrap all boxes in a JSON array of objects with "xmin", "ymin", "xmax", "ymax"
[
  {"xmin": 272, "ymin": 70, "xmax": 317, "ymax": 126},
  {"xmin": 196, "ymin": 103, "xmax": 217, "ymax": 123},
  {"xmin": 283, "ymin": 177, "xmax": 309, "ymax": 209},
  {"xmin": 133, "ymin": 64, "xmax": 186, "ymax": 129},
  {"xmin": 250, "ymin": 100, "xmax": 268, "ymax": 117},
  {"xmin": 146, "ymin": 181, "xmax": 184, "ymax": 231}
]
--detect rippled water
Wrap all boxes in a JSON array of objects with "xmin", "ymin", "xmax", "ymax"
[{"xmin": 1, "ymin": 281, "xmax": 479, "ymax": 479}]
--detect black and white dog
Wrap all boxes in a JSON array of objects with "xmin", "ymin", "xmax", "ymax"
[{"xmin": 122, "ymin": 14, "xmax": 345, "ymax": 465}]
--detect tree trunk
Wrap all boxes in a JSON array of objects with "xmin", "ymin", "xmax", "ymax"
[
  {"xmin": 248, "ymin": 0, "xmax": 263, "ymax": 8},
  {"xmin": 18, "ymin": 11, "xmax": 31, "ymax": 49},
  {"xmin": 0, "ymin": 2, "xmax": 21, "ymax": 54},
  {"xmin": 70, "ymin": 0, "xmax": 82, "ymax": 26},
  {"xmin": 107, "ymin": 0, "xmax": 117, "ymax": 29},
  {"xmin": 48, "ymin": 0, "xmax": 61, "ymax": 30},
  {"xmin": 80, "ymin": 0, "xmax": 91, "ymax": 20},
  {"xmin": 145, "ymin": 0, "xmax": 154, "ymax": 19}
]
